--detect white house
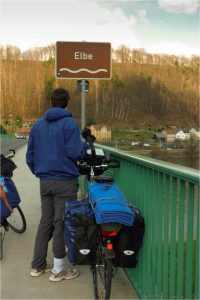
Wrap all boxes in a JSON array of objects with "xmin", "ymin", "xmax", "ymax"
[
  {"xmin": 189, "ymin": 128, "xmax": 200, "ymax": 141},
  {"xmin": 176, "ymin": 130, "xmax": 190, "ymax": 140}
]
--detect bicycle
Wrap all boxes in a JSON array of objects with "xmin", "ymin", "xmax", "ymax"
[
  {"xmin": 77, "ymin": 136, "xmax": 132, "ymax": 300},
  {"xmin": 0, "ymin": 150, "xmax": 27, "ymax": 260}
]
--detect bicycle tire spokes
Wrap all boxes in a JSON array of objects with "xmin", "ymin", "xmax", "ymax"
[
  {"xmin": 0, "ymin": 219, "xmax": 10, "ymax": 260},
  {"xmin": 96, "ymin": 265, "xmax": 107, "ymax": 299},
  {"xmin": 93, "ymin": 235, "xmax": 113, "ymax": 300},
  {"xmin": 7, "ymin": 206, "xmax": 26, "ymax": 233},
  {"xmin": 7, "ymin": 211, "xmax": 22, "ymax": 230},
  {"xmin": 95, "ymin": 258, "xmax": 113, "ymax": 300}
]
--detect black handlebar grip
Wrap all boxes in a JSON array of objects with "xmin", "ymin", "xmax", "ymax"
[
  {"xmin": 81, "ymin": 127, "xmax": 91, "ymax": 139},
  {"xmin": 107, "ymin": 158, "xmax": 120, "ymax": 168},
  {"xmin": 87, "ymin": 136, "xmax": 96, "ymax": 157}
]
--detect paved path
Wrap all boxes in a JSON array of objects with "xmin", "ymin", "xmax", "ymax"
[
  {"xmin": 0, "ymin": 136, "xmax": 27, "ymax": 155},
  {"xmin": 0, "ymin": 145, "xmax": 138, "ymax": 299}
]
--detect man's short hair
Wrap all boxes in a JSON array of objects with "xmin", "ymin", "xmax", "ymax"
[{"xmin": 51, "ymin": 88, "xmax": 70, "ymax": 108}]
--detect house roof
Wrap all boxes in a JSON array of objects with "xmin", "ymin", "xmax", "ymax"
[
  {"xmin": 18, "ymin": 127, "xmax": 30, "ymax": 134},
  {"xmin": 163, "ymin": 129, "xmax": 177, "ymax": 134},
  {"xmin": 190, "ymin": 128, "xmax": 200, "ymax": 133},
  {"xmin": 176, "ymin": 130, "xmax": 184, "ymax": 134}
]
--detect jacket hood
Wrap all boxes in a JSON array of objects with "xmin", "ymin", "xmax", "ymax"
[{"xmin": 44, "ymin": 108, "xmax": 72, "ymax": 121}]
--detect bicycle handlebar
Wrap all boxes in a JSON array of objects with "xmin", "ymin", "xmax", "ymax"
[
  {"xmin": 78, "ymin": 135, "xmax": 120, "ymax": 176},
  {"xmin": 5, "ymin": 149, "xmax": 16, "ymax": 159},
  {"xmin": 87, "ymin": 136, "xmax": 96, "ymax": 157},
  {"xmin": 1, "ymin": 149, "xmax": 16, "ymax": 178},
  {"xmin": 105, "ymin": 158, "xmax": 120, "ymax": 169}
]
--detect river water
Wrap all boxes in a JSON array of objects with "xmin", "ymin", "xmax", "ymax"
[
  {"xmin": 158, "ymin": 155, "xmax": 199, "ymax": 170},
  {"xmin": 127, "ymin": 148, "xmax": 199, "ymax": 170},
  {"xmin": 143, "ymin": 152, "xmax": 199, "ymax": 170}
]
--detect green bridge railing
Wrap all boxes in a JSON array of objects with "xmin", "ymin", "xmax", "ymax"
[{"xmin": 97, "ymin": 144, "xmax": 199, "ymax": 299}]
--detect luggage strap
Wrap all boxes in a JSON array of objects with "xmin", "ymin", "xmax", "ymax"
[
  {"xmin": 0, "ymin": 185, "xmax": 13, "ymax": 213},
  {"xmin": 96, "ymin": 196, "xmax": 116, "ymax": 202}
]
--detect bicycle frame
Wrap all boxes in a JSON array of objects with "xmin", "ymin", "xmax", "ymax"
[{"xmin": 78, "ymin": 143, "xmax": 121, "ymax": 300}]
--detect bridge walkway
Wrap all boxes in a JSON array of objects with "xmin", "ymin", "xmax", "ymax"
[{"xmin": 0, "ymin": 145, "xmax": 138, "ymax": 300}]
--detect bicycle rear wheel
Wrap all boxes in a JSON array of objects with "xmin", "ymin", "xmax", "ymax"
[
  {"xmin": 7, "ymin": 205, "xmax": 26, "ymax": 233},
  {"xmin": 0, "ymin": 232, "xmax": 3, "ymax": 260},
  {"xmin": 92, "ymin": 240, "xmax": 113, "ymax": 300}
]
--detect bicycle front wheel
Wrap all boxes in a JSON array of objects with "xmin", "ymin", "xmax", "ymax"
[
  {"xmin": 7, "ymin": 206, "xmax": 26, "ymax": 233},
  {"xmin": 92, "ymin": 244, "xmax": 113, "ymax": 300}
]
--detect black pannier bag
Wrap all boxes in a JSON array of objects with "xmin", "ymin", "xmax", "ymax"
[
  {"xmin": 1, "ymin": 154, "xmax": 17, "ymax": 177},
  {"xmin": 64, "ymin": 199, "xmax": 97, "ymax": 265},
  {"xmin": 113, "ymin": 205, "xmax": 145, "ymax": 268}
]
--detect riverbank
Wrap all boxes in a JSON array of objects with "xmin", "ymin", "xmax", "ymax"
[
  {"xmin": 130, "ymin": 149, "xmax": 199, "ymax": 170},
  {"xmin": 1, "ymin": 135, "xmax": 198, "ymax": 170}
]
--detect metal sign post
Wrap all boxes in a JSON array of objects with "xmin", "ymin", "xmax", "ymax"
[
  {"xmin": 81, "ymin": 79, "xmax": 86, "ymax": 129},
  {"xmin": 56, "ymin": 41, "xmax": 112, "ymax": 200},
  {"xmin": 80, "ymin": 80, "xmax": 86, "ymax": 200}
]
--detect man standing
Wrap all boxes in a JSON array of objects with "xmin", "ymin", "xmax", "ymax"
[{"xmin": 26, "ymin": 88, "xmax": 89, "ymax": 282}]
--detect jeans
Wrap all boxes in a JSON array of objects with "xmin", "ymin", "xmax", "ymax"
[{"xmin": 31, "ymin": 179, "xmax": 78, "ymax": 270}]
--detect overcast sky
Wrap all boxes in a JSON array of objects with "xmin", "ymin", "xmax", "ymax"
[{"xmin": 1, "ymin": 0, "xmax": 199, "ymax": 57}]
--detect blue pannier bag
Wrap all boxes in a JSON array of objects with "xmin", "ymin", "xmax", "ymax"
[
  {"xmin": 0, "ymin": 177, "xmax": 21, "ymax": 219},
  {"xmin": 64, "ymin": 199, "xmax": 96, "ymax": 265}
]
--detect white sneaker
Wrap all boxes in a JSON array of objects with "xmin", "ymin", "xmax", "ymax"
[
  {"xmin": 49, "ymin": 268, "xmax": 79, "ymax": 282},
  {"xmin": 30, "ymin": 263, "xmax": 52, "ymax": 277}
]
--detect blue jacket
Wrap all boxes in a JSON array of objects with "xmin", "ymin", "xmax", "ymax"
[{"xmin": 26, "ymin": 108, "xmax": 88, "ymax": 180}]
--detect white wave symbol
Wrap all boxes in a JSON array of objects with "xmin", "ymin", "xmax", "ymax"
[{"xmin": 59, "ymin": 68, "xmax": 108, "ymax": 74}]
